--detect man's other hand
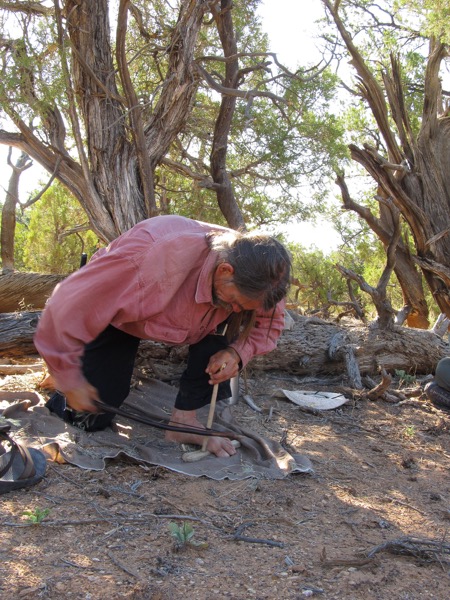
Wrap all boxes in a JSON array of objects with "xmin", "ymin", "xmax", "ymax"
[
  {"xmin": 206, "ymin": 347, "xmax": 241, "ymax": 384},
  {"xmin": 65, "ymin": 382, "xmax": 100, "ymax": 413}
]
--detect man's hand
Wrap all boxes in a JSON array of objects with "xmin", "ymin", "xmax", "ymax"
[
  {"xmin": 65, "ymin": 382, "xmax": 100, "ymax": 413},
  {"xmin": 203, "ymin": 435, "xmax": 237, "ymax": 457},
  {"xmin": 206, "ymin": 347, "xmax": 241, "ymax": 385},
  {"xmin": 165, "ymin": 408, "xmax": 237, "ymax": 458}
]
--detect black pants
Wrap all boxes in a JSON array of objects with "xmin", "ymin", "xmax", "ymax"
[{"xmin": 47, "ymin": 324, "xmax": 231, "ymax": 430}]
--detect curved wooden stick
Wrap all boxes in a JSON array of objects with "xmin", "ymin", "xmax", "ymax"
[
  {"xmin": 201, "ymin": 358, "xmax": 227, "ymax": 452},
  {"xmin": 201, "ymin": 383, "xmax": 219, "ymax": 452}
]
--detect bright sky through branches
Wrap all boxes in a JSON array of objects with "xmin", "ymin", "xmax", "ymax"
[
  {"xmin": 257, "ymin": 0, "xmax": 324, "ymax": 69},
  {"xmin": 256, "ymin": 0, "xmax": 342, "ymax": 250}
]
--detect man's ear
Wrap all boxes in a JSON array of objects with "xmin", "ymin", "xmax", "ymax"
[{"xmin": 216, "ymin": 262, "xmax": 234, "ymax": 276}]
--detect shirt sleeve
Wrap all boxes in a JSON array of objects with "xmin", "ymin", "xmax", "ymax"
[
  {"xmin": 34, "ymin": 252, "xmax": 143, "ymax": 393},
  {"xmin": 229, "ymin": 299, "xmax": 286, "ymax": 367}
]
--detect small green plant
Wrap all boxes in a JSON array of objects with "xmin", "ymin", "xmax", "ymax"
[
  {"xmin": 22, "ymin": 507, "xmax": 51, "ymax": 524},
  {"xmin": 168, "ymin": 521, "xmax": 208, "ymax": 551},
  {"xmin": 395, "ymin": 369, "xmax": 416, "ymax": 386},
  {"xmin": 403, "ymin": 425, "xmax": 416, "ymax": 439}
]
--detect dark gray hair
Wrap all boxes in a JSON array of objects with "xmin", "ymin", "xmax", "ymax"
[
  {"xmin": 207, "ymin": 230, "xmax": 291, "ymax": 342},
  {"xmin": 208, "ymin": 229, "xmax": 291, "ymax": 311}
]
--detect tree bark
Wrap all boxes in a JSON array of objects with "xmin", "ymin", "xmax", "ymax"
[
  {"xmin": 251, "ymin": 316, "xmax": 447, "ymax": 377},
  {"xmin": 3, "ymin": 311, "xmax": 446, "ymax": 380},
  {"xmin": 0, "ymin": 1, "xmax": 209, "ymax": 242},
  {"xmin": 209, "ymin": 0, "xmax": 246, "ymax": 230},
  {"xmin": 0, "ymin": 311, "xmax": 41, "ymax": 356},
  {"xmin": 0, "ymin": 272, "xmax": 65, "ymax": 313}
]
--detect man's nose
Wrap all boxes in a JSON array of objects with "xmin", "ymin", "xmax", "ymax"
[{"xmin": 231, "ymin": 303, "xmax": 242, "ymax": 313}]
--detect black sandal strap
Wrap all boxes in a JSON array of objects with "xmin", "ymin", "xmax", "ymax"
[
  {"xmin": 0, "ymin": 432, "xmax": 16, "ymax": 478},
  {"xmin": 0, "ymin": 431, "xmax": 37, "ymax": 480}
]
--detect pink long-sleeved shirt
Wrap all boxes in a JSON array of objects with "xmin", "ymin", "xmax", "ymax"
[{"xmin": 34, "ymin": 215, "xmax": 285, "ymax": 393}]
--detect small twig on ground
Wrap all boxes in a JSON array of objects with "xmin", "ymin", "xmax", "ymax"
[
  {"xmin": 228, "ymin": 521, "xmax": 284, "ymax": 548},
  {"xmin": 103, "ymin": 485, "xmax": 143, "ymax": 498},
  {"xmin": 1, "ymin": 513, "xmax": 208, "ymax": 528},
  {"xmin": 48, "ymin": 464, "xmax": 86, "ymax": 489},
  {"xmin": 59, "ymin": 558, "xmax": 104, "ymax": 571},
  {"xmin": 60, "ymin": 558, "xmax": 88, "ymax": 569},
  {"xmin": 107, "ymin": 551, "xmax": 142, "ymax": 579},
  {"xmin": 321, "ymin": 557, "xmax": 374, "ymax": 567},
  {"xmin": 381, "ymin": 496, "xmax": 427, "ymax": 516},
  {"xmin": 243, "ymin": 394, "xmax": 263, "ymax": 412},
  {"xmin": 366, "ymin": 369, "xmax": 392, "ymax": 400}
]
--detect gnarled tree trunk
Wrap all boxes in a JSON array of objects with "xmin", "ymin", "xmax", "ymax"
[
  {"xmin": 325, "ymin": 1, "xmax": 450, "ymax": 327},
  {"xmin": 1, "ymin": 150, "xmax": 32, "ymax": 273},
  {"xmin": 0, "ymin": 0, "xmax": 211, "ymax": 242}
]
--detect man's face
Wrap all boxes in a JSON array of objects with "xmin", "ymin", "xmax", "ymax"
[{"xmin": 212, "ymin": 263, "xmax": 263, "ymax": 313}]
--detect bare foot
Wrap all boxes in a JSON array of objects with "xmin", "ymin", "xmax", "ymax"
[{"xmin": 165, "ymin": 408, "xmax": 237, "ymax": 458}]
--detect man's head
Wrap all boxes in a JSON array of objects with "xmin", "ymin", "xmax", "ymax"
[{"xmin": 208, "ymin": 230, "xmax": 291, "ymax": 313}]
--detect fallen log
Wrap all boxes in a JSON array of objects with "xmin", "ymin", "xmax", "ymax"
[
  {"xmin": 0, "ymin": 311, "xmax": 41, "ymax": 356},
  {"xmin": 0, "ymin": 363, "xmax": 44, "ymax": 375},
  {"xmin": 250, "ymin": 316, "xmax": 449, "ymax": 377},
  {"xmin": 0, "ymin": 271, "xmax": 65, "ymax": 312},
  {"xmin": 0, "ymin": 312, "xmax": 447, "ymax": 380}
]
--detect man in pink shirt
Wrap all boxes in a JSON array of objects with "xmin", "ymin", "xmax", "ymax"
[{"xmin": 34, "ymin": 215, "xmax": 291, "ymax": 458}]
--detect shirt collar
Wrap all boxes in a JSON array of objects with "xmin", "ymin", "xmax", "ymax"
[{"xmin": 195, "ymin": 250, "xmax": 218, "ymax": 304}]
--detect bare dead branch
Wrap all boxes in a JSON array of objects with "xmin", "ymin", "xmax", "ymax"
[
  {"xmin": 57, "ymin": 223, "xmax": 91, "ymax": 242},
  {"xmin": 6, "ymin": 147, "xmax": 32, "ymax": 173},
  {"xmin": 227, "ymin": 522, "xmax": 284, "ymax": 548},
  {"xmin": 0, "ymin": 1, "xmax": 52, "ymax": 16},
  {"xmin": 431, "ymin": 313, "xmax": 450, "ymax": 336},
  {"xmin": 195, "ymin": 63, "xmax": 285, "ymax": 103},
  {"xmin": 425, "ymin": 228, "xmax": 450, "ymax": 248},
  {"xmin": 367, "ymin": 536, "xmax": 450, "ymax": 565},
  {"xmin": 413, "ymin": 255, "xmax": 450, "ymax": 287},
  {"xmin": 323, "ymin": 0, "xmax": 402, "ymax": 164},
  {"xmin": 20, "ymin": 156, "xmax": 62, "ymax": 210},
  {"xmin": 422, "ymin": 38, "xmax": 448, "ymax": 136},
  {"xmin": 367, "ymin": 369, "xmax": 392, "ymax": 400}
]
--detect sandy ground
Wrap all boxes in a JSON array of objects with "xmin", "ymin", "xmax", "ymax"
[{"xmin": 1, "ymin": 363, "xmax": 450, "ymax": 600}]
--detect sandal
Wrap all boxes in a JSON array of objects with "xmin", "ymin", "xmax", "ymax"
[
  {"xmin": 424, "ymin": 381, "xmax": 450, "ymax": 411},
  {"xmin": 0, "ymin": 422, "xmax": 47, "ymax": 494}
]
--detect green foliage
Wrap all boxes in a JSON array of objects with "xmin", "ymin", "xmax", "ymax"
[
  {"xmin": 395, "ymin": 369, "xmax": 417, "ymax": 385},
  {"xmin": 0, "ymin": 1, "xmax": 347, "ymax": 237},
  {"xmin": 22, "ymin": 183, "xmax": 99, "ymax": 274},
  {"xmin": 335, "ymin": 227, "xmax": 405, "ymax": 321},
  {"xmin": 396, "ymin": 0, "xmax": 450, "ymax": 44},
  {"xmin": 0, "ymin": 13, "xmax": 67, "ymax": 129},
  {"xmin": 402, "ymin": 424, "xmax": 416, "ymax": 438},
  {"xmin": 168, "ymin": 521, "xmax": 208, "ymax": 550},
  {"xmin": 22, "ymin": 507, "xmax": 50, "ymax": 524},
  {"xmin": 152, "ymin": 3, "xmax": 347, "ymax": 229},
  {"xmin": 288, "ymin": 242, "xmax": 350, "ymax": 313},
  {"xmin": 11, "ymin": 218, "xmax": 29, "ymax": 270},
  {"xmin": 286, "ymin": 214, "xmax": 427, "ymax": 321}
]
